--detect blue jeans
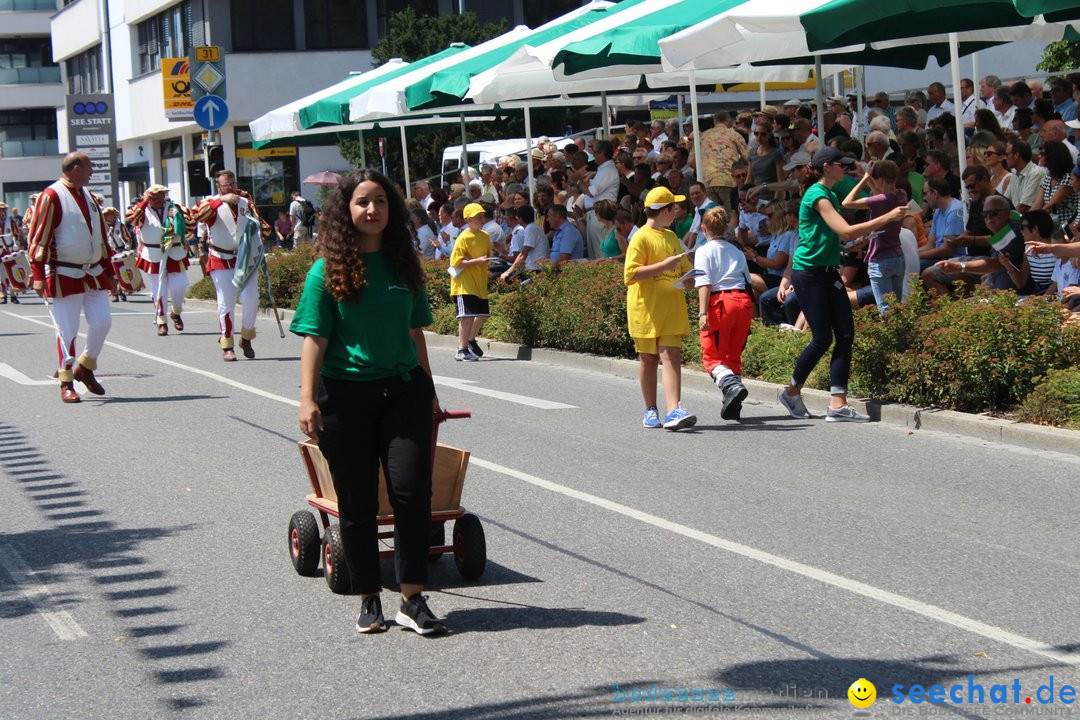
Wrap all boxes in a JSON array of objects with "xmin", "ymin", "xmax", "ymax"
[
  {"xmin": 759, "ymin": 285, "xmax": 801, "ymax": 325},
  {"xmin": 868, "ymin": 255, "xmax": 906, "ymax": 314},
  {"xmin": 790, "ymin": 268, "xmax": 854, "ymax": 395}
]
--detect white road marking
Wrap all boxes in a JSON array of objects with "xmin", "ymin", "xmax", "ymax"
[
  {"xmin": 0, "ymin": 545, "xmax": 88, "ymax": 641},
  {"xmin": 432, "ymin": 375, "xmax": 577, "ymax": 410},
  {"xmin": 0, "ymin": 363, "xmax": 54, "ymax": 385},
  {"xmin": 469, "ymin": 456, "xmax": 1080, "ymax": 668},
  {"xmin": 17, "ymin": 309, "xmax": 215, "ymax": 319},
  {"xmin": 4, "ymin": 313, "xmax": 300, "ymax": 408},
  {"xmin": 5, "ymin": 308, "xmax": 1075, "ymax": 665}
]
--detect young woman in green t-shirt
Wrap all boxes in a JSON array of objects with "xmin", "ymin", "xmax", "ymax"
[
  {"xmin": 780, "ymin": 148, "xmax": 905, "ymax": 423},
  {"xmin": 293, "ymin": 169, "xmax": 446, "ymax": 636}
]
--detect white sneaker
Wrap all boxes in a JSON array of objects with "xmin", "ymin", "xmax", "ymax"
[
  {"xmin": 454, "ymin": 348, "xmax": 478, "ymax": 362},
  {"xmin": 826, "ymin": 405, "xmax": 870, "ymax": 422},
  {"xmin": 779, "ymin": 390, "xmax": 811, "ymax": 419}
]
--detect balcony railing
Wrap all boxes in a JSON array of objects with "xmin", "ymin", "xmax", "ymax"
[
  {"xmin": 0, "ymin": 67, "xmax": 62, "ymax": 85},
  {"xmin": 0, "ymin": 139, "xmax": 59, "ymax": 157}
]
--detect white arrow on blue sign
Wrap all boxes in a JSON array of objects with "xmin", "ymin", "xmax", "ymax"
[{"xmin": 194, "ymin": 94, "xmax": 228, "ymax": 131}]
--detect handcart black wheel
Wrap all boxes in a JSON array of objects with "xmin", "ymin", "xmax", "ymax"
[
  {"xmin": 288, "ymin": 510, "xmax": 321, "ymax": 576},
  {"xmin": 322, "ymin": 524, "xmax": 351, "ymax": 594},
  {"xmin": 452, "ymin": 513, "xmax": 486, "ymax": 580},
  {"xmin": 428, "ymin": 522, "xmax": 446, "ymax": 563}
]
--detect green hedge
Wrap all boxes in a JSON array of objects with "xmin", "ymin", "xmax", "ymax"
[{"xmin": 189, "ymin": 249, "xmax": 1080, "ymax": 426}]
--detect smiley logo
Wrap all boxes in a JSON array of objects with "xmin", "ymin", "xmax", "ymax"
[{"xmin": 848, "ymin": 678, "xmax": 876, "ymax": 708}]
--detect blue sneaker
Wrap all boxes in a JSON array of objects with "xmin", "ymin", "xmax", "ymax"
[
  {"xmin": 642, "ymin": 407, "xmax": 662, "ymax": 428},
  {"xmin": 662, "ymin": 405, "xmax": 697, "ymax": 430}
]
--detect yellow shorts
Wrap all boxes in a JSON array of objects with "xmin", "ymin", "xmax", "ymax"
[{"xmin": 633, "ymin": 335, "xmax": 684, "ymax": 355}]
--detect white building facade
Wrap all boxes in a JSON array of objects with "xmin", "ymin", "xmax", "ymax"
[{"xmin": 2, "ymin": 0, "xmax": 587, "ymax": 216}]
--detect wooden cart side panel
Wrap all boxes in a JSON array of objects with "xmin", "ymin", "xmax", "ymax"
[
  {"xmin": 300, "ymin": 439, "xmax": 470, "ymax": 515},
  {"xmin": 298, "ymin": 439, "xmax": 338, "ymax": 503}
]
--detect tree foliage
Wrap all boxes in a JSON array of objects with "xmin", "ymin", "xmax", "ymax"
[
  {"xmin": 371, "ymin": 8, "xmax": 508, "ymax": 66},
  {"xmin": 1037, "ymin": 40, "xmax": 1080, "ymax": 73}
]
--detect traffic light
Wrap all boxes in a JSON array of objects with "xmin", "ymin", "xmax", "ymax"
[
  {"xmin": 208, "ymin": 145, "xmax": 225, "ymax": 177},
  {"xmin": 187, "ymin": 160, "xmax": 210, "ymax": 197}
]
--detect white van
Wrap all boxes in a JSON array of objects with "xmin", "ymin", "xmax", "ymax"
[{"xmin": 440, "ymin": 137, "xmax": 569, "ymax": 179}]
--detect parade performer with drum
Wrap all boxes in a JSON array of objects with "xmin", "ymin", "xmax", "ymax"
[
  {"xmin": 126, "ymin": 185, "xmax": 189, "ymax": 333},
  {"xmin": 102, "ymin": 206, "xmax": 137, "ymax": 302},
  {"xmin": 26, "ymin": 152, "xmax": 114, "ymax": 404},
  {"xmin": 191, "ymin": 169, "xmax": 271, "ymax": 361},
  {"xmin": 0, "ymin": 202, "xmax": 26, "ymax": 304}
]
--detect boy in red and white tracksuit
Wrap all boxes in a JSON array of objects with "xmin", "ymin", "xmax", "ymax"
[{"xmin": 694, "ymin": 206, "xmax": 753, "ymax": 421}]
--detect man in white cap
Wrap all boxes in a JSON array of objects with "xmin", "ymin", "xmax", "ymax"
[
  {"xmin": 783, "ymin": 99, "xmax": 803, "ymax": 121},
  {"xmin": 191, "ymin": 169, "xmax": 272, "ymax": 361},
  {"xmin": 26, "ymin": 152, "xmax": 114, "ymax": 403},
  {"xmin": 126, "ymin": 184, "xmax": 190, "ymax": 335}
]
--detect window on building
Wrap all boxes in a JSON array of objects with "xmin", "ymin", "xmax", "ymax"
[
  {"xmin": 0, "ymin": 109, "xmax": 59, "ymax": 141},
  {"xmin": 66, "ymin": 46, "xmax": 104, "ymax": 94},
  {"xmin": 135, "ymin": 1, "xmax": 193, "ymax": 75},
  {"xmin": 0, "ymin": 38, "xmax": 54, "ymax": 69},
  {"xmin": 376, "ymin": 0, "xmax": 437, "ymax": 39},
  {"xmin": 231, "ymin": 0, "xmax": 295, "ymax": 52},
  {"xmin": 305, "ymin": 0, "xmax": 368, "ymax": 49},
  {"xmin": 524, "ymin": 0, "xmax": 586, "ymax": 27}
]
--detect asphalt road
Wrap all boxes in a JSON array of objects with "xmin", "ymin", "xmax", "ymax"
[{"xmin": 1, "ymin": 279, "xmax": 1078, "ymax": 720}]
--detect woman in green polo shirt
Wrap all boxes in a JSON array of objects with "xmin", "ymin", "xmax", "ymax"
[
  {"xmin": 778, "ymin": 148, "xmax": 905, "ymax": 423},
  {"xmin": 292, "ymin": 169, "xmax": 445, "ymax": 637}
]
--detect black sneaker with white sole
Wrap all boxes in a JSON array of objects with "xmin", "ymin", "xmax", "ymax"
[
  {"xmin": 395, "ymin": 593, "xmax": 445, "ymax": 635},
  {"xmin": 467, "ymin": 339, "xmax": 484, "ymax": 358},
  {"xmin": 720, "ymin": 381, "xmax": 748, "ymax": 420},
  {"xmin": 355, "ymin": 594, "xmax": 385, "ymax": 634}
]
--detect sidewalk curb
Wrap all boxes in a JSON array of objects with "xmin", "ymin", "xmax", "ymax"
[{"xmin": 426, "ymin": 332, "xmax": 1080, "ymax": 457}]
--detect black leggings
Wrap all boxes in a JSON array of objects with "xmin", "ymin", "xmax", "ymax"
[
  {"xmin": 790, "ymin": 268, "xmax": 854, "ymax": 395},
  {"xmin": 316, "ymin": 367, "xmax": 435, "ymax": 595}
]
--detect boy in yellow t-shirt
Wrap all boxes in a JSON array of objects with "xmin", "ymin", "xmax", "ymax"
[
  {"xmin": 449, "ymin": 203, "xmax": 491, "ymax": 362},
  {"xmin": 624, "ymin": 187, "xmax": 696, "ymax": 430}
]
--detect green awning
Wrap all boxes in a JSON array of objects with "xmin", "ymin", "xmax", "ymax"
[{"xmin": 297, "ymin": 45, "xmax": 468, "ymax": 129}]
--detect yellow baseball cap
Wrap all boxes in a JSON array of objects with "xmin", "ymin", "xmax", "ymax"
[
  {"xmin": 463, "ymin": 203, "xmax": 486, "ymax": 219},
  {"xmin": 644, "ymin": 186, "xmax": 685, "ymax": 209}
]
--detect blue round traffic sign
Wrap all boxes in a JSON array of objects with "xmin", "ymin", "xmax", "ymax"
[{"xmin": 194, "ymin": 94, "xmax": 229, "ymax": 131}]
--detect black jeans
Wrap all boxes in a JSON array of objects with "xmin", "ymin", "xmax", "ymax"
[
  {"xmin": 316, "ymin": 367, "xmax": 435, "ymax": 594},
  {"xmin": 790, "ymin": 267, "xmax": 854, "ymax": 395}
]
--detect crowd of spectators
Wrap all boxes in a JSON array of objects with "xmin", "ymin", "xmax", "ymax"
[{"xmin": 400, "ymin": 72, "xmax": 1080, "ymax": 327}]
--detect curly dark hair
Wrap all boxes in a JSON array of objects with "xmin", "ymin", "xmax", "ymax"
[{"xmin": 316, "ymin": 169, "xmax": 424, "ymax": 303}]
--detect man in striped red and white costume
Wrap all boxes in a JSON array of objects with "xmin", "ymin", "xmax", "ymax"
[
  {"xmin": 26, "ymin": 152, "xmax": 114, "ymax": 404},
  {"xmin": 191, "ymin": 169, "xmax": 271, "ymax": 362},
  {"xmin": 126, "ymin": 184, "xmax": 189, "ymax": 334}
]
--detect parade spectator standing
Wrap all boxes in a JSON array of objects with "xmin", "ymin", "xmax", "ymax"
[
  {"xmin": 695, "ymin": 206, "xmax": 753, "ymax": 420},
  {"xmin": 1003, "ymin": 140, "xmax": 1045, "ymax": 212},
  {"xmin": 499, "ymin": 205, "xmax": 549, "ymax": 281},
  {"xmin": 779, "ymin": 148, "xmax": 905, "ymax": 422},
  {"xmin": 289, "ymin": 190, "xmax": 314, "ymax": 247},
  {"xmin": 435, "ymin": 203, "xmax": 460, "ymax": 260},
  {"xmin": 293, "ymin": 169, "xmax": 444, "ymax": 637},
  {"xmin": 584, "ymin": 140, "xmax": 619, "ymax": 260},
  {"xmin": 449, "ymin": 203, "xmax": 491, "ymax": 362},
  {"xmin": 274, "ymin": 210, "xmax": 293, "ymax": 248},
  {"xmin": 26, "ymin": 151, "xmax": 114, "ymax": 403},
  {"xmin": 959, "ymin": 78, "xmax": 984, "ymax": 127},
  {"xmin": 413, "ymin": 181, "xmax": 433, "ymax": 211},
  {"xmin": 841, "ymin": 161, "xmax": 907, "ymax": 313},
  {"xmin": 926, "ymin": 82, "xmax": 955, "ymax": 124},
  {"xmin": 700, "ymin": 112, "xmax": 749, "ymax": 211},
  {"xmin": 624, "ymin": 186, "xmax": 696, "ymax": 430}
]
